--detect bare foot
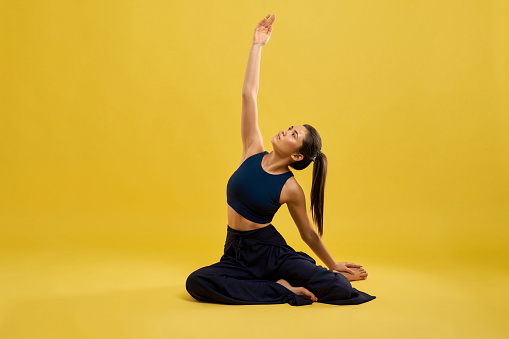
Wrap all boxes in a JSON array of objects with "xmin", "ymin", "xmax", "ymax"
[
  {"xmin": 276, "ymin": 279, "xmax": 317, "ymax": 302},
  {"xmin": 334, "ymin": 267, "xmax": 368, "ymax": 281}
]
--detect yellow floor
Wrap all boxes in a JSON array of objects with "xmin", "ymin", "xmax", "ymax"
[{"xmin": 1, "ymin": 246, "xmax": 508, "ymax": 339}]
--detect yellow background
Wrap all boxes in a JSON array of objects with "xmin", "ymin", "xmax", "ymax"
[{"xmin": 1, "ymin": 0, "xmax": 508, "ymax": 338}]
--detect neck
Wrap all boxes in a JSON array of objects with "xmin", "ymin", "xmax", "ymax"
[{"xmin": 263, "ymin": 151, "xmax": 290, "ymax": 174}]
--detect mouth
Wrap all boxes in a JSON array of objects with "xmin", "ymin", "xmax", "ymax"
[{"xmin": 277, "ymin": 133, "xmax": 280, "ymax": 139}]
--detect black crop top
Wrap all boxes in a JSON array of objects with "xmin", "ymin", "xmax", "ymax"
[{"xmin": 227, "ymin": 151, "xmax": 294, "ymax": 224}]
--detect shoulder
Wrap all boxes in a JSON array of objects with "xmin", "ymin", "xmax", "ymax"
[{"xmin": 279, "ymin": 176, "xmax": 305, "ymax": 205}]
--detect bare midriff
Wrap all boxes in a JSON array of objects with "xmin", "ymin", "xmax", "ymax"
[{"xmin": 227, "ymin": 204, "xmax": 272, "ymax": 231}]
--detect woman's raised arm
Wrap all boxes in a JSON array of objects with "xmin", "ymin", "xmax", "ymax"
[{"xmin": 240, "ymin": 14, "xmax": 275, "ymax": 159}]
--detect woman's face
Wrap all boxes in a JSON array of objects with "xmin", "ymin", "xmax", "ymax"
[{"xmin": 271, "ymin": 125, "xmax": 307, "ymax": 158}]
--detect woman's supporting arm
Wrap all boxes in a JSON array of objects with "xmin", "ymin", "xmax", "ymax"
[
  {"xmin": 285, "ymin": 180, "xmax": 337, "ymax": 269},
  {"xmin": 283, "ymin": 178, "xmax": 360, "ymax": 274}
]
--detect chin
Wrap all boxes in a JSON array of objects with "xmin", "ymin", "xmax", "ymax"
[{"xmin": 269, "ymin": 139, "xmax": 276, "ymax": 149}]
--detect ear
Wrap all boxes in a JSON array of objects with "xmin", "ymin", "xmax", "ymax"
[{"xmin": 291, "ymin": 153, "xmax": 304, "ymax": 162}]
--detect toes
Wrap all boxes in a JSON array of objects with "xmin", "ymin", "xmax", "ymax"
[{"xmin": 298, "ymin": 287, "xmax": 318, "ymax": 302}]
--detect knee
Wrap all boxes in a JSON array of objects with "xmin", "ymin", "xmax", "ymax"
[
  {"xmin": 186, "ymin": 270, "xmax": 209, "ymax": 301},
  {"xmin": 319, "ymin": 275, "xmax": 352, "ymax": 301},
  {"xmin": 186, "ymin": 271, "xmax": 202, "ymax": 296}
]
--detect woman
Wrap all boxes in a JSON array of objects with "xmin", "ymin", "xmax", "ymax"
[{"xmin": 186, "ymin": 13, "xmax": 375, "ymax": 306}]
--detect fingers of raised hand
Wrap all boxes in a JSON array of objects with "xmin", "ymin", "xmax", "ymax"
[
  {"xmin": 258, "ymin": 14, "xmax": 271, "ymax": 26},
  {"xmin": 266, "ymin": 14, "xmax": 275, "ymax": 26},
  {"xmin": 259, "ymin": 13, "xmax": 275, "ymax": 27}
]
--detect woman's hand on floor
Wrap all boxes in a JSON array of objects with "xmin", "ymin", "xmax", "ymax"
[
  {"xmin": 332, "ymin": 262, "xmax": 368, "ymax": 281},
  {"xmin": 332, "ymin": 262, "xmax": 362, "ymax": 275}
]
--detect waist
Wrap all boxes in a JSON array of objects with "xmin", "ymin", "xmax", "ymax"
[
  {"xmin": 227, "ymin": 224, "xmax": 274, "ymax": 234},
  {"xmin": 225, "ymin": 224, "xmax": 287, "ymax": 246},
  {"xmin": 227, "ymin": 204, "xmax": 272, "ymax": 231}
]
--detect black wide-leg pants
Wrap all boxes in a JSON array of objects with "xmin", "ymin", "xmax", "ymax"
[{"xmin": 186, "ymin": 225, "xmax": 376, "ymax": 306}]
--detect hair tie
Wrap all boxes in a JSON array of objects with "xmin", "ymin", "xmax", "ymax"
[{"xmin": 312, "ymin": 151, "xmax": 321, "ymax": 161}]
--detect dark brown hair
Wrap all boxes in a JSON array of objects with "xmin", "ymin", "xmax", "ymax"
[{"xmin": 289, "ymin": 124, "xmax": 327, "ymax": 236}]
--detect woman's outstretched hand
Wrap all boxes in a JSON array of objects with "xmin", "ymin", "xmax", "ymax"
[{"xmin": 252, "ymin": 13, "xmax": 276, "ymax": 46}]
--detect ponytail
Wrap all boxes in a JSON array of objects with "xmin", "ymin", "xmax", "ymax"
[
  {"xmin": 310, "ymin": 151, "xmax": 327, "ymax": 236},
  {"xmin": 288, "ymin": 124, "xmax": 327, "ymax": 236}
]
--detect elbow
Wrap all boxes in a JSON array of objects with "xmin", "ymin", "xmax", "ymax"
[{"xmin": 242, "ymin": 90, "xmax": 258, "ymax": 98}]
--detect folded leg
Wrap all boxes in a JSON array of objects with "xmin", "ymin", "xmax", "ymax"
[
  {"xmin": 186, "ymin": 257, "xmax": 313, "ymax": 306},
  {"xmin": 276, "ymin": 252, "xmax": 376, "ymax": 305}
]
